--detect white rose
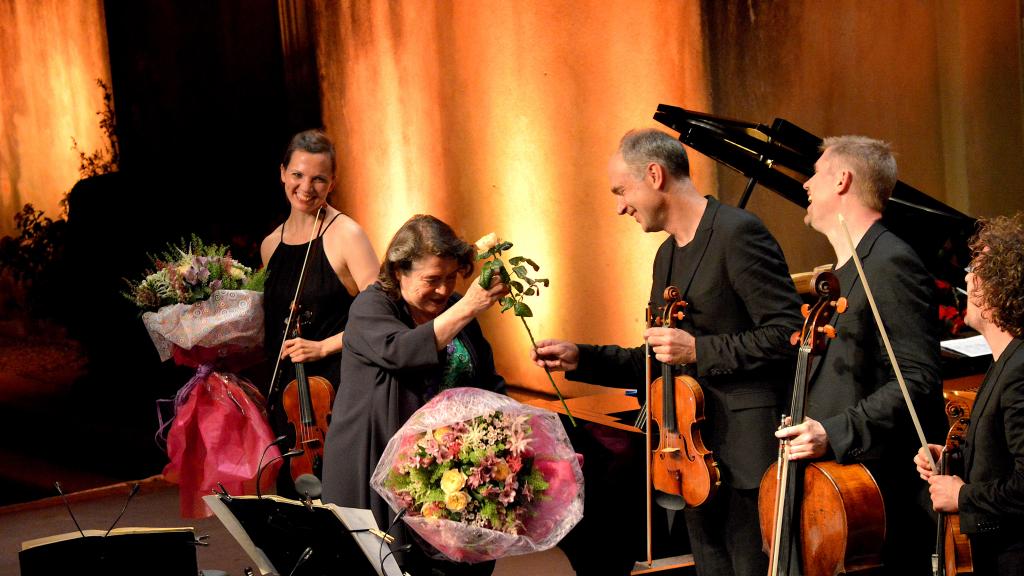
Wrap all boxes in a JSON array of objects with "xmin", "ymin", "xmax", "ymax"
[{"xmin": 474, "ymin": 232, "xmax": 500, "ymax": 253}]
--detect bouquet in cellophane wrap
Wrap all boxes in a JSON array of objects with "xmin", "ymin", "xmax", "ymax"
[
  {"xmin": 127, "ymin": 235, "xmax": 276, "ymax": 518},
  {"xmin": 371, "ymin": 387, "xmax": 584, "ymax": 563}
]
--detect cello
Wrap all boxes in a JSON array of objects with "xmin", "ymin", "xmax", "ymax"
[
  {"xmin": 934, "ymin": 397, "xmax": 974, "ymax": 575},
  {"xmin": 758, "ymin": 270, "xmax": 886, "ymax": 576},
  {"xmin": 648, "ymin": 286, "xmax": 720, "ymax": 509}
]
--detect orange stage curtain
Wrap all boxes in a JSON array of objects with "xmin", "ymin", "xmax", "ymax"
[
  {"xmin": 314, "ymin": 0, "xmax": 712, "ymax": 397},
  {"xmin": 0, "ymin": 0, "xmax": 112, "ymax": 237}
]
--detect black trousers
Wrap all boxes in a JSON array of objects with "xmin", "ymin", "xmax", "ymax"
[{"xmin": 681, "ymin": 485, "xmax": 766, "ymax": 576}]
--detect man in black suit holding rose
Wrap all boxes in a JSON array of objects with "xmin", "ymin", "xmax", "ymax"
[{"xmin": 533, "ymin": 128, "xmax": 803, "ymax": 576}]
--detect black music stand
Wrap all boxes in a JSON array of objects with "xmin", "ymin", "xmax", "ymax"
[
  {"xmin": 19, "ymin": 527, "xmax": 199, "ymax": 576},
  {"xmin": 203, "ymin": 493, "xmax": 402, "ymax": 576}
]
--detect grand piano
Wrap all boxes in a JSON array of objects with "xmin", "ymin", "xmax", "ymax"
[
  {"xmin": 652, "ymin": 105, "xmax": 986, "ymax": 386},
  {"xmin": 652, "ymin": 104, "xmax": 976, "ymax": 281}
]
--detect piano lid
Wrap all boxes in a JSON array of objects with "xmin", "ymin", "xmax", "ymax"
[{"xmin": 653, "ymin": 104, "xmax": 976, "ymax": 283}]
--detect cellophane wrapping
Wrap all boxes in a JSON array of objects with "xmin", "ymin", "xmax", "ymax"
[
  {"xmin": 371, "ymin": 387, "xmax": 584, "ymax": 563},
  {"xmin": 142, "ymin": 290, "xmax": 264, "ymax": 363},
  {"xmin": 144, "ymin": 290, "xmax": 277, "ymax": 518}
]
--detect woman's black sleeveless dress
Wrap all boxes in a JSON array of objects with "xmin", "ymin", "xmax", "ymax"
[{"xmin": 263, "ymin": 214, "xmax": 356, "ymax": 457}]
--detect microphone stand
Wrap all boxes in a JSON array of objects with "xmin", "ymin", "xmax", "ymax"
[
  {"xmin": 256, "ymin": 449, "xmax": 305, "ymax": 499},
  {"xmin": 104, "ymin": 483, "xmax": 141, "ymax": 537}
]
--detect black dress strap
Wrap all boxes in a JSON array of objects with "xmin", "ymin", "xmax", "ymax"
[{"xmin": 319, "ymin": 213, "xmax": 342, "ymax": 236}]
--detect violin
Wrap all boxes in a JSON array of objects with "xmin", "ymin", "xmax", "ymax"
[
  {"xmin": 758, "ymin": 270, "xmax": 886, "ymax": 576},
  {"xmin": 265, "ymin": 206, "xmax": 335, "ymax": 482},
  {"xmin": 280, "ymin": 306, "xmax": 335, "ymax": 482},
  {"xmin": 934, "ymin": 397, "xmax": 974, "ymax": 575},
  {"xmin": 648, "ymin": 286, "xmax": 720, "ymax": 509}
]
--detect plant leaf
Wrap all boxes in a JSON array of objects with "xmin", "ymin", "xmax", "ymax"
[
  {"xmin": 513, "ymin": 301, "xmax": 533, "ymax": 317},
  {"xmin": 500, "ymin": 296, "xmax": 515, "ymax": 312},
  {"xmin": 509, "ymin": 256, "xmax": 525, "ymax": 265},
  {"xmin": 479, "ymin": 263, "xmax": 493, "ymax": 288},
  {"xmin": 512, "ymin": 265, "xmax": 529, "ymax": 279}
]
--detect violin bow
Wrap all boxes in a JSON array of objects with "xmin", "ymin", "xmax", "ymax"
[
  {"xmin": 837, "ymin": 213, "xmax": 939, "ymax": 473},
  {"xmin": 265, "ymin": 205, "xmax": 326, "ymax": 400},
  {"xmin": 643, "ymin": 320, "xmax": 654, "ymax": 566}
]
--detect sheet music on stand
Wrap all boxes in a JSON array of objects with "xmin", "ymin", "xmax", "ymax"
[{"xmin": 203, "ymin": 493, "xmax": 403, "ymax": 576}]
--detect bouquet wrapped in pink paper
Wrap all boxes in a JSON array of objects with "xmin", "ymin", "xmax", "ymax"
[
  {"xmin": 371, "ymin": 387, "xmax": 584, "ymax": 563},
  {"xmin": 128, "ymin": 236, "xmax": 276, "ymax": 518}
]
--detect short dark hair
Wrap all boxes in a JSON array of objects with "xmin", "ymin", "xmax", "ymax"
[
  {"xmin": 968, "ymin": 212, "xmax": 1024, "ymax": 337},
  {"xmin": 618, "ymin": 129, "xmax": 690, "ymax": 180},
  {"xmin": 377, "ymin": 214, "xmax": 475, "ymax": 300},
  {"xmin": 282, "ymin": 129, "xmax": 336, "ymax": 173},
  {"xmin": 821, "ymin": 136, "xmax": 897, "ymax": 212}
]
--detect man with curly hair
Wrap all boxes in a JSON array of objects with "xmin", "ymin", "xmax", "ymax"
[{"xmin": 915, "ymin": 212, "xmax": 1024, "ymax": 575}]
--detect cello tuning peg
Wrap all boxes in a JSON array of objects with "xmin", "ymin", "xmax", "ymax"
[
  {"xmin": 800, "ymin": 303, "xmax": 811, "ymax": 318},
  {"xmin": 834, "ymin": 297, "xmax": 848, "ymax": 314},
  {"xmin": 820, "ymin": 325, "xmax": 837, "ymax": 339}
]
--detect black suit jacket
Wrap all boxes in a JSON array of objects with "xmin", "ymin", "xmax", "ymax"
[
  {"xmin": 567, "ymin": 196, "xmax": 803, "ymax": 489},
  {"xmin": 805, "ymin": 221, "xmax": 946, "ymax": 473},
  {"xmin": 958, "ymin": 337, "xmax": 1024, "ymax": 541}
]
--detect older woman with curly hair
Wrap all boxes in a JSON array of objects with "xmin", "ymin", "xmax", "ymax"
[
  {"xmin": 915, "ymin": 212, "xmax": 1024, "ymax": 576},
  {"xmin": 321, "ymin": 214, "xmax": 508, "ymax": 576}
]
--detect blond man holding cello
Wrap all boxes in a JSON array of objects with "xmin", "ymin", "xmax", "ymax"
[{"xmin": 777, "ymin": 135, "xmax": 947, "ymax": 575}]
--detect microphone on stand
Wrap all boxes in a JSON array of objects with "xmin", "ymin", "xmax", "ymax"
[
  {"xmin": 378, "ymin": 508, "xmax": 409, "ymax": 574},
  {"xmin": 104, "ymin": 482, "xmax": 141, "ymax": 537},
  {"xmin": 256, "ymin": 448, "xmax": 305, "ymax": 499},
  {"xmin": 253, "ymin": 434, "xmax": 289, "ymax": 498},
  {"xmin": 287, "ymin": 546, "xmax": 313, "ymax": 576},
  {"xmin": 53, "ymin": 481, "xmax": 86, "ymax": 538},
  {"xmin": 257, "ymin": 435, "xmax": 289, "ymax": 477},
  {"xmin": 294, "ymin": 473, "xmax": 322, "ymax": 510}
]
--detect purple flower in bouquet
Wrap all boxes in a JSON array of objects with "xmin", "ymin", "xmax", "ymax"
[{"xmin": 124, "ymin": 234, "xmax": 267, "ymax": 312}]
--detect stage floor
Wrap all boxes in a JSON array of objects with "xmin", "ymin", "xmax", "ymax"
[{"xmin": 0, "ymin": 476, "xmax": 575, "ymax": 576}]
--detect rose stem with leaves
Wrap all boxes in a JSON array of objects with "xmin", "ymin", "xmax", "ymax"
[{"xmin": 478, "ymin": 242, "xmax": 576, "ymax": 427}]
